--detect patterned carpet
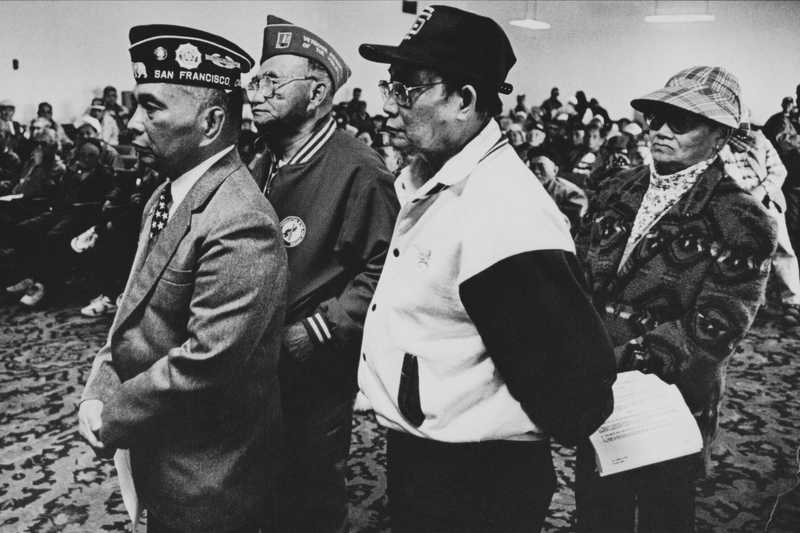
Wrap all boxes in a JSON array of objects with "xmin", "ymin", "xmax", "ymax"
[{"xmin": 1, "ymin": 285, "xmax": 798, "ymax": 532}]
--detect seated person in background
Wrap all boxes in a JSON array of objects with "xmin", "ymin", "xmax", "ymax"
[
  {"xmin": 505, "ymin": 123, "xmax": 528, "ymax": 160},
  {"xmin": 0, "ymin": 127, "xmax": 22, "ymax": 194},
  {"xmin": 88, "ymin": 98, "xmax": 105, "ymax": 122},
  {"xmin": 371, "ymin": 114, "xmax": 387, "ymax": 137},
  {"xmin": 0, "ymin": 128, "xmax": 65, "ymax": 236},
  {"xmin": 541, "ymin": 112, "xmax": 571, "ymax": 168},
  {"xmin": 76, "ymin": 150, "xmax": 164, "ymax": 317},
  {"xmin": 0, "ymin": 99, "xmax": 24, "ymax": 154},
  {"xmin": 497, "ymin": 114, "xmax": 512, "ymax": 132},
  {"xmin": 585, "ymin": 132, "xmax": 637, "ymax": 196},
  {"xmin": 525, "ymin": 121, "xmax": 547, "ymax": 150},
  {"xmin": 720, "ymin": 122, "xmax": 800, "ymax": 326},
  {"xmin": 101, "ymin": 85, "xmax": 129, "ymax": 132},
  {"xmin": 574, "ymin": 66, "xmax": 777, "ymax": 533},
  {"xmin": 512, "ymin": 109, "xmax": 528, "ymax": 124},
  {"xmin": 569, "ymin": 122, "xmax": 586, "ymax": 153},
  {"xmin": 29, "ymin": 102, "xmax": 73, "ymax": 154},
  {"xmin": 13, "ymin": 129, "xmax": 63, "ymax": 199},
  {"xmin": 357, "ymin": 129, "xmax": 374, "ymax": 146},
  {"xmin": 70, "ymin": 115, "xmax": 119, "ymax": 170},
  {"xmin": 565, "ymin": 122, "xmax": 604, "ymax": 187},
  {"xmin": 528, "ymin": 147, "xmax": 588, "ymax": 230},
  {"xmin": 6, "ymin": 139, "xmax": 112, "ymax": 306}
]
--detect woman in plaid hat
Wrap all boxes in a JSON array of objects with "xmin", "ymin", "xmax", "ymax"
[{"xmin": 574, "ymin": 66, "xmax": 778, "ymax": 532}]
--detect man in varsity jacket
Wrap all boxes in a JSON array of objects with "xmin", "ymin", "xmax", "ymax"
[
  {"xmin": 357, "ymin": 6, "xmax": 616, "ymax": 532},
  {"xmin": 248, "ymin": 15, "xmax": 399, "ymax": 533}
]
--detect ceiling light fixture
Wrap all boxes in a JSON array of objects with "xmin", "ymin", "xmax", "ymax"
[
  {"xmin": 645, "ymin": 0, "xmax": 715, "ymax": 23},
  {"xmin": 510, "ymin": 0, "xmax": 551, "ymax": 30}
]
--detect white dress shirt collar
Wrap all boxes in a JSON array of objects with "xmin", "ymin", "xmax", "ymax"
[{"xmin": 168, "ymin": 144, "xmax": 235, "ymax": 218}]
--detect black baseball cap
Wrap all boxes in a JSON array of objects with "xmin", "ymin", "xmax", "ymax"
[{"xmin": 359, "ymin": 5, "xmax": 516, "ymax": 95}]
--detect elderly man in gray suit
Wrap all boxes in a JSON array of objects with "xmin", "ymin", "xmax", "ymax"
[{"xmin": 77, "ymin": 25, "xmax": 287, "ymax": 533}]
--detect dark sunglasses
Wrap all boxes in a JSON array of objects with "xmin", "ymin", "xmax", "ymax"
[{"xmin": 645, "ymin": 109, "xmax": 706, "ymax": 135}]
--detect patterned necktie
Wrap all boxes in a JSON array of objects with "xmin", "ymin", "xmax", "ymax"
[{"xmin": 149, "ymin": 182, "xmax": 172, "ymax": 241}]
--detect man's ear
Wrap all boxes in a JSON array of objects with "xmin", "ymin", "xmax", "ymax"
[
  {"xmin": 199, "ymin": 106, "xmax": 225, "ymax": 147},
  {"xmin": 308, "ymin": 79, "xmax": 331, "ymax": 112},
  {"xmin": 457, "ymin": 84, "xmax": 478, "ymax": 119}
]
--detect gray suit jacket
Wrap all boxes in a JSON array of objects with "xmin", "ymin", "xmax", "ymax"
[{"xmin": 82, "ymin": 149, "xmax": 287, "ymax": 531}]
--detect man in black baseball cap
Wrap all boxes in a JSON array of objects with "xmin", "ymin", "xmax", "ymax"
[
  {"xmin": 357, "ymin": 6, "xmax": 616, "ymax": 533},
  {"xmin": 360, "ymin": 5, "xmax": 513, "ymax": 141},
  {"xmin": 79, "ymin": 24, "xmax": 288, "ymax": 533}
]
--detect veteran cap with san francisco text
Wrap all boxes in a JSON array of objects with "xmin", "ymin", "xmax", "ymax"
[{"xmin": 128, "ymin": 24, "xmax": 255, "ymax": 90}]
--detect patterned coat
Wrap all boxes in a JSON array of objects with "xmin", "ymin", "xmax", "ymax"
[{"xmin": 575, "ymin": 159, "xmax": 777, "ymax": 459}]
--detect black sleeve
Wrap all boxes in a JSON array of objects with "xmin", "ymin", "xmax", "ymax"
[{"xmin": 459, "ymin": 249, "xmax": 616, "ymax": 445}]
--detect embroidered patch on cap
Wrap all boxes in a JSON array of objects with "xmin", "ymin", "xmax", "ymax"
[
  {"xmin": 175, "ymin": 43, "xmax": 202, "ymax": 70},
  {"xmin": 276, "ymin": 31, "xmax": 293, "ymax": 49}
]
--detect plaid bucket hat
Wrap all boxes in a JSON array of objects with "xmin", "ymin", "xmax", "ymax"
[{"xmin": 631, "ymin": 66, "xmax": 741, "ymax": 129}]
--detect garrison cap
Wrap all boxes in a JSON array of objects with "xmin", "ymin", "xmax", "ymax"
[
  {"xmin": 261, "ymin": 15, "xmax": 351, "ymax": 92},
  {"xmin": 128, "ymin": 24, "xmax": 254, "ymax": 90}
]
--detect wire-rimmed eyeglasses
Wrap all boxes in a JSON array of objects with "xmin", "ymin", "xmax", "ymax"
[
  {"xmin": 378, "ymin": 80, "xmax": 444, "ymax": 107},
  {"xmin": 247, "ymin": 75, "xmax": 317, "ymax": 97}
]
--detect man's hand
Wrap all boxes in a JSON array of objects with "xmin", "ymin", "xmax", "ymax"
[
  {"xmin": 78, "ymin": 399, "xmax": 105, "ymax": 450},
  {"xmin": 283, "ymin": 322, "xmax": 315, "ymax": 363}
]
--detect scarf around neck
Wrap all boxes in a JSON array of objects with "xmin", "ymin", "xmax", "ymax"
[{"xmin": 618, "ymin": 155, "xmax": 717, "ymax": 273}]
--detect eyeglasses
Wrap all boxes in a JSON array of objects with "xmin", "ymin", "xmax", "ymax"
[
  {"xmin": 378, "ymin": 80, "xmax": 444, "ymax": 107},
  {"xmin": 247, "ymin": 75, "xmax": 317, "ymax": 97},
  {"xmin": 644, "ymin": 110, "xmax": 706, "ymax": 135}
]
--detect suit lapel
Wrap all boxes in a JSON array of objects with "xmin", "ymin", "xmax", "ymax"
[
  {"xmin": 111, "ymin": 194, "xmax": 192, "ymax": 335},
  {"xmin": 110, "ymin": 149, "xmax": 242, "ymax": 337},
  {"xmin": 108, "ymin": 181, "xmax": 167, "ymax": 335}
]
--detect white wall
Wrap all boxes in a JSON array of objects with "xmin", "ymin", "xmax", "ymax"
[{"xmin": 1, "ymin": 0, "xmax": 798, "ymax": 126}]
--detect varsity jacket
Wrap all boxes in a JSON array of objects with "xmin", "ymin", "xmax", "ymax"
[
  {"xmin": 250, "ymin": 116, "xmax": 399, "ymax": 410},
  {"xmin": 359, "ymin": 120, "xmax": 616, "ymax": 445}
]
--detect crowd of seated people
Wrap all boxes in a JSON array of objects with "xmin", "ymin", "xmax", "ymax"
[
  {"xmin": 0, "ymin": 89, "xmax": 164, "ymax": 314},
  {"xmin": 2, "ymin": 84, "xmax": 799, "ymax": 325}
]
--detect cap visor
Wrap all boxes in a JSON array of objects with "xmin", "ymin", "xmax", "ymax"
[
  {"xmin": 358, "ymin": 44, "xmax": 403, "ymax": 64},
  {"xmin": 358, "ymin": 43, "xmax": 436, "ymax": 68},
  {"xmin": 631, "ymin": 86, "xmax": 738, "ymax": 129}
]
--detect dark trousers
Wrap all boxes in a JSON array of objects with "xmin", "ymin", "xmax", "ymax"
[
  {"xmin": 277, "ymin": 397, "xmax": 354, "ymax": 533},
  {"xmin": 13, "ymin": 207, "xmax": 99, "ymax": 287},
  {"xmin": 386, "ymin": 430, "xmax": 556, "ymax": 533},
  {"xmin": 147, "ymin": 513, "xmax": 258, "ymax": 533},
  {"xmin": 784, "ymin": 183, "xmax": 800, "ymax": 255},
  {"xmin": 90, "ymin": 219, "xmax": 138, "ymax": 297},
  {"xmin": 575, "ymin": 441, "xmax": 698, "ymax": 533}
]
